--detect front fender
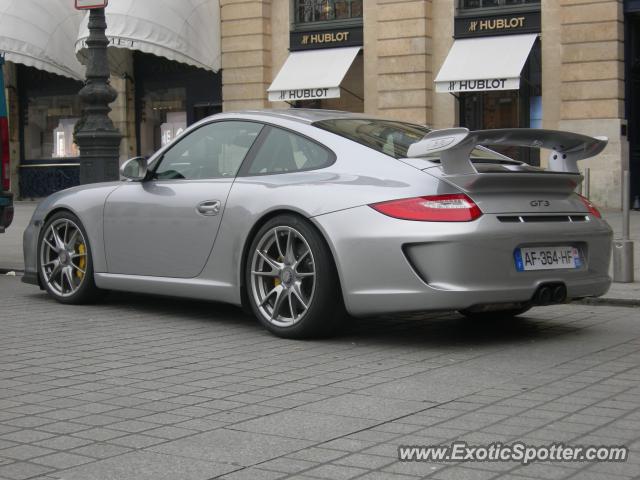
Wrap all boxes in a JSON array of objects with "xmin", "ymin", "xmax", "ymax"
[{"xmin": 22, "ymin": 183, "xmax": 121, "ymax": 279}]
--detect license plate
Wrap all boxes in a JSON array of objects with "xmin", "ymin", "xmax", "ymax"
[{"xmin": 514, "ymin": 246, "xmax": 582, "ymax": 271}]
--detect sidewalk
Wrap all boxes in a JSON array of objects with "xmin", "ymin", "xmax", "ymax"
[{"xmin": 2, "ymin": 201, "xmax": 639, "ymax": 304}]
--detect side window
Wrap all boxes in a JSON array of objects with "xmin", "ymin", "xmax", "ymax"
[
  {"xmin": 154, "ymin": 121, "xmax": 263, "ymax": 180},
  {"xmin": 247, "ymin": 127, "xmax": 333, "ymax": 175}
]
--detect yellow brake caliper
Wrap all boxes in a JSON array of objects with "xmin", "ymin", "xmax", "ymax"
[
  {"xmin": 273, "ymin": 252, "xmax": 283, "ymax": 287},
  {"xmin": 76, "ymin": 243, "xmax": 86, "ymax": 279}
]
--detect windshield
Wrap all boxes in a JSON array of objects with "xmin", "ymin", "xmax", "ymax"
[{"xmin": 313, "ymin": 118, "xmax": 514, "ymax": 163}]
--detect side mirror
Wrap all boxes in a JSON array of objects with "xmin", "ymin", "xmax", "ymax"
[{"xmin": 120, "ymin": 157, "xmax": 148, "ymax": 181}]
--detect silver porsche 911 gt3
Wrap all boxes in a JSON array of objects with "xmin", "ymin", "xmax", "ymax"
[{"xmin": 22, "ymin": 109, "xmax": 612, "ymax": 338}]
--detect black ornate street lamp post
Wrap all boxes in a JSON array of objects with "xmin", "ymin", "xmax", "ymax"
[{"xmin": 75, "ymin": 7, "xmax": 121, "ymax": 184}]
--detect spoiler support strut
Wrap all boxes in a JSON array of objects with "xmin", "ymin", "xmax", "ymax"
[{"xmin": 406, "ymin": 128, "xmax": 608, "ymax": 176}]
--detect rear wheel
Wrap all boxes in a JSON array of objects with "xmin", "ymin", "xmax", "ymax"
[
  {"xmin": 458, "ymin": 306, "xmax": 531, "ymax": 320},
  {"xmin": 38, "ymin": 211, "xmax": 102, "ymax": 304},
  {"xmin": 246, "ymin": 215, "xmax": 344, "ymax": 338}
]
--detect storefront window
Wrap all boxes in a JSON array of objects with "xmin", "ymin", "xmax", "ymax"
[
  {"xmin": 139, "ymin": 87, "xmax": 187, "ymax": 156},
  {"xmin": 459, "ymin": 0, "xmax": 539, "ymax": 9},
  {"xmin": 460, "ymin": 40, "xmax": 541, "ymax": 164},
  {"xmin": 134, "ymin": 52, "xmax": 222, "ymax": 157},
  {"xmin": 24, "ymin": 95, "xmax": 81, "ymax": 160},
  {"xmin": 295, "ymin": 0, "xmax": 363, "ymax": 25}
]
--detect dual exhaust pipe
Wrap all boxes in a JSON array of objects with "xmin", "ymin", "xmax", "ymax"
[{"xmin": 532, "ymin": 283, "xmax": 567, "ymax": 306}]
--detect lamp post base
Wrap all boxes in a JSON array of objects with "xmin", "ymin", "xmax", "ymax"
[{"xmin": 76, "ymin": 130, "xmax": 121, "ymax": 184}]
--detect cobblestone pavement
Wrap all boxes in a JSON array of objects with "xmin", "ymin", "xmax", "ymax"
[{"xmin": 0, "ymin": 276, "xmax": 639, "ymax": 480}]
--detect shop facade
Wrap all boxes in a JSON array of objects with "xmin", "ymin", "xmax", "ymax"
[
  {"xmin": 626, "ymin": 0, "xmax": 640, "ymax": 205},
  {"xmin": 221, "ymin": 0, "xmax": 629, "ymax": 208},
  {"xmin": 0, "ymin": 0, "xmax": 86, "ymax": 198},
  {"xmin": 0, "ymin": 0, "xmax": 222, "ymax": 198},
  {"xmin": 75, "ymin": 0, "xmax": 223, "ymax": 161},
  {"xmin": 1, "ymin": 0, "xmax": 630, "ymax": 207}
]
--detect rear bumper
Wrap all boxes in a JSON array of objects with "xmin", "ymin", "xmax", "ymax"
[{"xmin": 313, "ymin": 206, "xmax": 612, "ymax": 316}]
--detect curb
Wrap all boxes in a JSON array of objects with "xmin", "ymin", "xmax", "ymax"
[
  {"xmin": 577, "ymin": 297, "xmax": 640, "ymax": 308},
  {"xmin": 0, "ymin": 268, "xmax": 23, "ymax": 275}
]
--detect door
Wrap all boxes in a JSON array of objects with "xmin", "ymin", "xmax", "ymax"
[{"xmin": 104, "ymin": 120, "xmax": 263, "ymax": 278}]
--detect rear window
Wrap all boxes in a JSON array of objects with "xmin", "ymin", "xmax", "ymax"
[
  {"xmin": 313, "ymin": 118, "xmax": 516, "ymax": 164},
  {"xmin": 313, "ymin": 118, "xmax": 428, "ymax": 159}
]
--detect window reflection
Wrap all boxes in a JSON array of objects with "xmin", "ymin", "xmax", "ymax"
[
  {"xmin": 459, "ymin": 0, "xmax": 539, "ymax": 9},
  {"xmin": 295, "ymin": 0, "xmax": 362, "ymax": 25},
  {"xmin": 139, "ymin": 87, "xmax": 187, "ymax": 157},
  {"xmin": 24, "ymin": 95, "xmax": 81, "ymax": 160}
]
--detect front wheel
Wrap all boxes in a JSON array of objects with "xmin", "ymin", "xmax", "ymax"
[
  {"xmin": 245, "ymin": 215, "xmax": 345, "ymax": 338},
  {"xmin": 38, "ymin": 211, "xmax": 102, "ymax": 304}
]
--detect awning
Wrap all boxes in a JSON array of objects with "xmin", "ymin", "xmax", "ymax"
[
  {"xmin": 75, "ymin": 0, "xmax": 221, "ymax": 74},
  {"xmin": 268, "ymin": 47, "xmax": 361, "ymax": 102},
  {"xmin": 0, "ymin": 0, "xmax": 85, "ymax": 80},
  {"xmin": 435, "ymin": 33, "xmax": 537, "ymax": 93}
]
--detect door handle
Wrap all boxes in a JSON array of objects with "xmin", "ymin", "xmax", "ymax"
[{"xmin": 196, "ymin": 200, "xmax": 221, "ymax": 216}]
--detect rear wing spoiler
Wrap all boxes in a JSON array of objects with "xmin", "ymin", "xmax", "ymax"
[{"xmin": 406, "ymin": 128, "xmax": 608, "ymax": 175}]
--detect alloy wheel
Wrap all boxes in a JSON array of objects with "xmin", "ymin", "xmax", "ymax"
[
  {"xmin": 39, "ymin": 218, "xmax": 88, "ymax": 297},
  {"xmin": 250, "ymin": 226, "xmax": 316, "ymax": 327}
]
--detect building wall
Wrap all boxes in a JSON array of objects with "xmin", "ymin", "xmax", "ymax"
[
  {"xmin": 220, "ymin": 0, "xmax": 273, "ymax": 110},
  {"xmin": 370, "ymin": 0, "xmax": 432, "ymax": 125},
  {"xmin": 541, "ymin": 0, "xmax": 562, "ymax": 132},
  {"xmin": 219, "ymin": 0, "xmax": 627, "ymax": 208},
  {"xmin": 431, "ymin": 0, "xmax": 456, "ymax": 129},
  {"xmin": 559, "ymin": 0, "xmax": 626, "ymax": 208}
]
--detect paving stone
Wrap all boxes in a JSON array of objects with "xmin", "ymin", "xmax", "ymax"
[
  {"xmin": 69, "ymin": 443, "xmax": 131, "ymax": 459},
  {"xmin": 230, "ymin": 410, "xmax": 376, "ymax": 442},
  {"xmin": 304, "ymin": 463, "xmax": 369, "ymax": 479},
  {"xmin": 218, "ymin": 467, "xmax": 286, "ymax": 480},
  {"xmin": 32, "ymin": 436, "xmax": 92, "ymax": 451},
  {"xmin": 36, "ymin": 423, "xmax": 88, "ymax": 435},
  {"xmin": 149, "ymin": 428, "xmax": 312, "ymax": 466},
  {"xmin": 2, "ymin": 277, "xmax": 640, "ymax": 480},
  {"xmin": 259, "ymin": 457, "xmax": 318, "ymax": 474},
  {"xmin": 0, "ymin": 445, "xmax": 55, "ymax": 461},
  {"xmin": 72, "ymin": 428, "xmax": 126, "ymax": 442},
  {"xmin": 56, "ymin": 451, "xmax": 236, "ymax": 480},
  {"xmin": 296, "ymin": 393, "xmax": 430, "ymax": 421},
  {"xmin": 0, "ymin": 462, "xmax": 54, "ymax": 480},
  {"xmin": 0, "ymin": 431, "xmax": 54, "ymax": 444},
  {"xmin": 31, "ymin": 452, "xmax": 93, "ymax": 469},
  {"xmin": 105, "ymin": 434, "xmax": 166, "ymax": 449}
]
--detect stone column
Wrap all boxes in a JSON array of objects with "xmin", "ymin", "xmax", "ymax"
[
  {"xmin": 373, "ymin": 0, "xmax": 432, "ymax": 125},
  {"xmin": 431, "ymin": 0, "xmax": 455, "ymax": 129},
  {"xmin": 559, "ymin": 0, "xmax": 626, "ymax": 208},
  {"xmin": 221, "ymin": 0, "xmax": 272, "ymax": 111}
]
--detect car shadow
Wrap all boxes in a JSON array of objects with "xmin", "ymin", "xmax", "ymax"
[
  {"xmin": 24, "ymin": 288, "xmax": 586, "ymax": 348},
  {"xmin": 341, "ymin": 311, "xmax": 583, "ymax": 348}
]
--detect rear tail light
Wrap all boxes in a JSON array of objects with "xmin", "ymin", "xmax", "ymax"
[
  {"xmin": 370, "ymin": 193, "xmax": 482, "ymax": 222},
  {"xmin": 577, "ymin": 194, "xmax": 602, "ymax": 218}
]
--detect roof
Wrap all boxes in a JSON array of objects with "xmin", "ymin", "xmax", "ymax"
[{"xmin": 237, "ymin": 109, "xmax": 369, "ymax": 124}]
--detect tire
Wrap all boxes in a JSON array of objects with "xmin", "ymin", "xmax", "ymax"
[
  {"xmin": 38, "ymin": 211, "xmax": 103, "ymax": 304},
  {"xmin": 245, "ymin": 214, "xmax": 345, "ymax": 338},
  {"xmin": 458, "ymin": 305, "xmax": 531, "ymax": 320}
]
